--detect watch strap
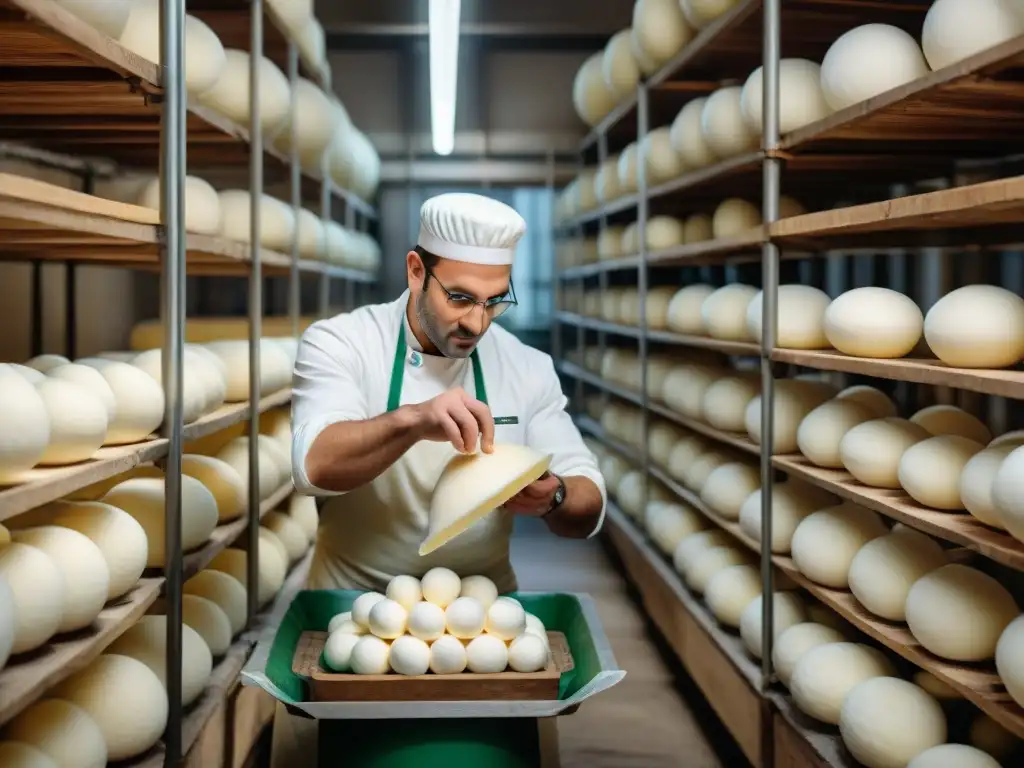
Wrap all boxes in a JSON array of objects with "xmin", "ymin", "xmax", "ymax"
[{"xmin": 541, "ymin": 475, "xmax": 566, "ymax": 518}]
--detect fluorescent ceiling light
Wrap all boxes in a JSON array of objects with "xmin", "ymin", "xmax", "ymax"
[{"xmin": 429, "ymin": 0, "xmax": 461, "ymax": 156}]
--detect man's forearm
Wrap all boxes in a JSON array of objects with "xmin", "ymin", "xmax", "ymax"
[
  {"xmin": 304, "ymin": 405, "xmax": 422, "ymax": 492},
  {"xmin": 544, "ymin": 476, "xmax": 603, "ymax": 538}
]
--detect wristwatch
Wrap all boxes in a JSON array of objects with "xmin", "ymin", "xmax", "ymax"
[{"xmin": 542, "ymin": 475, "xmax": 567, "ymax": 518}]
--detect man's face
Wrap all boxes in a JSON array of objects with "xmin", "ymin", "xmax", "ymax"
[{"xmin": 407, "ymin": 252, "xmax": 512, "ymax": 358}]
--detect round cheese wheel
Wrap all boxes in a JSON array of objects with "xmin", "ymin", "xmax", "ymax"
[
  {"xmin": 680, "ymin": 0, "xmax": 741, "ymax": 28},
  {"xmin": 923, "ymin": 284, "xmax": 1024, "ymax": 368},
  {"xmin": 745, "ymin": 379, "xmax": 836, "ymax": 454},
  {"xmin": 682, "ymin": 449, "xmax": 733, "ymax": 492},
  {"xmin": 55, "ymin": 0, "xmax": 130, "ymax": 37},
  {"xmin": 119, "ymin": 2, "xmax": 226, "ymax": 95},
  {"xmin": 701, "ymin": 86, "xmax": 758, "ymax": 159},
  {"xmin": 7, "ymin": 362, "xmax": 46, "ymax": 383},
  {"xmin": 130, "ymin": 348, "xmax": 211, "ymax": 424},
  {"xmin": 741, "ymin": 591, "xmax": 807, "ymax": 659},
  {"xmin": 702, "ymin": 284, "xmax": 758, "ymax": 340},
  {"xmin": 572, "ymin": 52, "xmax": 617, "ymax": 127},
  {"xmin": 597, "ymin": 226, "xmax": 625, "ymax": 260},
  {"xmin": 52, "ymin": 653, "xmax": 168, "ymax": 760},
  {"xmin": 911, "ymin": 404, "xmax": 992, "ymax": 444},
  {"xmin": 898, "ymin": 435, "xmax": 983, "ymax": 510},
  {"xmin": 905, "ymin": 564, "xmax": 1019, "ymax": 661},
  {"xmin": 705, "ymin": 563, "xmax": 762, "ymax": 628},
  {"xmin": 182, "ymin": 454, "xmax": 246, "ymax": 523},
  {"xmin": 848, "ymin": 529, "xmax": 948, "ymax": 621},
  {"xmin": 684, "ymin": 545, "xmax": 754, "ymax": 594},
  {"xmin": 46, "ymin": 363, "xmax": 116, "ymax": 421},
  {"xmin": 196, "ymin": 49, "xmax": 290, "ymax": 134},
  {"xmin": 839, "ymin": 677, "xmax": 947, "ymax": 768},
  {"xmin": 645, "ymin": 215, "xmax": 685, "ymax": 250},
  {"xmin": 996, "ymin": 614, "xmax": 1024, "ymax": 710},
  {"xmin": 908, "ymin": 745, "xmax": 1002, "ymax": 768},
  {"xmin": 641, "ymin": 128, "xmax": 684, "ymax": 186},
  {"xmin": 666, "ymin": 284, "xmax": 715, "ymax": 334},
  {"xmin": 700, "ymin": 462, "xmax": 760, "ymax": 520},
  {"xmin": 773, "ymin": 622, "xmax": 845, "ymax": 688},
  {"xmin": 0, "ymin": 741, "xmax": 59, "ymax": 768},
  {"xmin": 682, "ymin": 213, "xmax": 713, "ymax": 242},
  {"xmin": 836, "ymin": 385, "xmax": 898, "ymax": 418},
  {"xmin": 648, "ymin": 422, "xmax": 685, "ymax": 467},
  {"xmin": 738, "ymin": 482, "xmax": 832, "ymax": 554},
  {"xmin": 79, "ymin": 361, "xmax": 164, "ymax": 445},
  {"xmin": 746, "ymin": 285, "xmax": 831, "ymax": 349},
  {"xmin": 961, "ymin": 443, "xmax": 1022, "ymax": 529},
  {"xmin": 631, "ymin": 0, "xmax": 694, "ymax": 67},
  {"xmin": 294, "ymin": 208, "xmax": 326, "ymax": 259},
  {"xmin": 662, "ymin": 364, "xmax": 722, "ymax": 417},
  {"xmin": 670, "ymin": 98, "xmax": 716, "ymax": 168},
  {"xmin": 797, "ymin": 398, "xmax": 877, "ymax": 468},
  {"xmin": 137, "ymin": 175, "xmax": 222, "ymax": 236},
  {"xmin": 617, "ymin": 143, "xmax": 639, "ymax": 192},
  {"xmin": 3, "ymin": 699, "xmax": 106, "ymax": 768},
  {"xmin": 180, "ymin": 594, "xmax": 232, "ymax": 656},
  {"xmin": 108, "ymin": 615, "xmax": 213, "ymax": 706},
  {"xmin": 594, "ymin": 157, "xmax": 622, "ymax": 203},
  {"xmin": 703, "ymin": 375, "xmax": 760, "ymax": 432},
  {"xmin": 263, "ymin": 511, "xmax": 308, "ymax": 563},
  {"xmin": 184, "ymin": 569, "xmax": 246, "ymax": 636},
  {"xmin": 790, "ymin": 503, "xmax": 888, "ymax": 588},
  {"xmin": 273, "ymin": 78, "xmax": 340, "ymax": 166},
  {"xmin": 672, "ymin": 529, "xmax": 731, "ymax": 575},
  {"xmin": 824, "ymin": 287, "xmax": 923, "ymax": 358},
  {"xmin": 0, "ymin": 364, "xmax": 51, "ymax": 483},
  {"xmin": 103, "ymin": 475, "xmax": 219, "ymax": 567},
  {"xmin": 820, "ymin": 24, "xmax": 929, "ymax": 112},
  {"xmin": 215, "ymin": 436, "xmax": 284, "ymax": 501},
  {"xmin": 33, "ymin": 378, "xmax": 108, "ymax": 465},
  {"xmin": 712, "ymin": 198, "xmax": 760, "ymax": 239},
  {"xmin": 12, "ymin": 526, "xmax": 109, "ymax": 633},
  {"xmin": 665, "ymin": 435, "xmax": 705, "ymax": 482},
  {"xmin": 645, "ymin": 501, "xmax": 705, "ymax": 555},
  {"xmin": 575, "ymin": 170, "xmax": 598, "ymax": 212},
  {"xmin": 840, "ymin": 418, "xmax": 931, "ymax": 488},
  {"xmin": 790, "ymin": 642, "xmax": 894, "ymax": 725},
  {"xmin": 202, "ymin": 339, "xmax": 292, "ymax": 401},
  {"xmin": 740, "ymin": 58, "xmax": 832, "ymax": 134},
  {"xmin": 466, "ymin": 634, "xmax": 509, "ymax": 673},
  {"xmin": 286, "ymin": 494, "xmax": 318, "ymax": 544},
  {"xmin": 209, "ymin": 543, "xmax": 286, "ymax": 607},
  {"xmin": 922, "ymin": 0, "xmax": 1024, "ymax": 72},
  {"xmin": 216, "ymin": 191, "xmax": 296, "ymax": 252},
  {"xmin": 0, "ymin": 542, "xmax": 65, "ymax": 654},
  {"xmin": 26, "ymin": 354, "xmax": 70, "ymax": 374}
]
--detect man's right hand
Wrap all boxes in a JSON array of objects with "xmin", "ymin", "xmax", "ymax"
[{"xmin": 411, "ymin": 387, "xmax": 495, "ymax": 454}]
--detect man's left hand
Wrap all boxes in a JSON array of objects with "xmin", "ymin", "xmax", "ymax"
[{"xmin": 504, "ymin": 472, "xmax": 560, "ymax": 517}]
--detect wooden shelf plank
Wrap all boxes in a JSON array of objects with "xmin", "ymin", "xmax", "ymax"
[
  {"xmin": 556, "ymin": 256, "xmax": 641, "ymax": 280},
  {"xmin": 0, "ymin": 577, "xmax": 163, "ymax": 727}
]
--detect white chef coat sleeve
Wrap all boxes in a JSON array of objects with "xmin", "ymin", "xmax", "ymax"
[
  {"xmin": 290, "ymin": 317, "xmax": 370, "ymax": 496},
  {"xmin": 525, "ymin": 355, "xmax": 607, "ymax": 537}
]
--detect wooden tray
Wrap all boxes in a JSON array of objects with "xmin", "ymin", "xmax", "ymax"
[{"xmin": 291, "ymin": 630, "xmax": 573, "ymax": 702}]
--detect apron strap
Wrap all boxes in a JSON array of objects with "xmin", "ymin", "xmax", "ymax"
[{"xmin": 386, "ymin": 326, "xmax": 489, "ymax": 413}]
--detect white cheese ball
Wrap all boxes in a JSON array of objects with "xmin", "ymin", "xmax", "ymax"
[
  {"xmin": 923, "ymin": 284, "xmax": 1024, "ymax": 368},
  {"xmin": 790, "ymin": 642, "xmax": 895, "ymax": 725},
  {"xmin": 33, "ymin": 378, "xmax": 108, "ymax": 465},
  {"xmin": 184, "ymin": 569, "xmax": 246, "ymax": 637},
  {"xmin": 407, "ymin": 601, "xmax": 446, "ymax": 642},
  {"xmin": 460, "ymin": 575, "xmax": 498, "ymax": 608},
  {"xmin": 273, "ymin": 78, "xmax": 339, "ymax": 164},
  {"xmin": 645, "ymin": 215, "xmax": 685, "ymax": 250},
  {"xmin": 820, "ymin": 24, "xmax": 929, "ymax": 112},
  {"xmin": 81, "ymin": 360, "xmax": 164, "ymax": 445},
  {"xmin": 429, "ymin": 634, "xmax": 468, "ymax": 675},
  {"xmin": 55, "ymin": 0, "xmax": 131, "ymax": 37},
  {"xmin": 288, "ymin": 494, "xmax": 319, "ymax": 543},
  {"xmin": 208, "ymin": 545, "xmax": 285, "ymax": 608},
  {"xmin": 773, "ymin": 622, "xmax": 846, "ymax": 688},
  {"xmin": 686, "ymin": 547, "xmax": 756, "ymax": 595},
  {"xmin": 992, "ymin": 444, "xmax": 1024, "ymax": 541},
  {"xmin": 740, "ymin": 58, "xmax": 832, "ymax": 134},
  {"xmin": 745, "ymin": 379, "xmax": 837, "ymax": 454},
  {"xmin": 996, "ymin": 614, "xmax": 1024, "ymax": 710},
  {"xmin": 631, "ymin": 0, "xmax": 694, "ymax": 67},
  {"xmin": 263, "ymin": 512, "xmax": 308, "ymax": 564},
  {"xmin": 797, "ymin": 398, "xmax": 877, "ymax": 468},
  {"xmin": 703, "ymin": 375, "xmax": 760, "ymax": 432},
  {"xmin": 790, "ymin": 504, "xmax": 888, "ymax": 588},
  {"xmin": 711, "ymin": 198, "xmax": 760, "ymax": 239},
  {"xmin": 682, "ymin": 450, "xmax": 734, "ymax": 493},
  {"xmin": 617, "ymin": 143, "xmax": 639, "ymax": 192},
  {"xmin": 840, "ymin": 418, "xmax": 931, "ymax": 488},
  {"xmin": 594, "ymin": 158, "xmax": 623, "ymax": 203},
  {"xmin": 47, "ymin": 363, "xmax": 116, "ymax": 421},
  {"xmin": 738, "ymin": 483, "xmax": 828, "ymax": 554},
  {"xmin": 421, "ymin": 566, "xmax": 462, "ymax": 608},
  {"xmin": 525, "ymin": 613, "xmax": 547, "ymax": 640},
  {"xmin": 641, "ymin": 128, "xmax": 685, "ymax": 185},
  {"xmin": 389, "ymin": 635, "xmax": 431, "ymax": 676},
  {"xmin": 665, "ymin": 284, "xmax": 715, "ymax": 334},
  {"xmin": 0, "ymin": 742, "xmax": 59, "ymax": 768},
  {"xmin": 909, "ymin": 406, "xmax": 990, "ymax": 445},
  {"xmin": 323, "ymin": 630, "xmax": 361, "ymax": 672},
  {"xmin": 136, "ymin": 175, "xmax": 222, "ymax": 237},
  {"xmin": 196, "ymin": 49, "xmax": 291, "ymax": 134},
  {"xmin": 848, "ymin": 529, "xmax": 948, "ymax": 621},
  {"xmin": 740, "ymin": 592, "xmax": 807, "ymax": 660},
  {"xmin": 700, "ymin": 462, "xmax": 760, "ymax": 521},
  {"xmin": 824, "ymin": 287, "xmax": 923, "ymax": 358},
  {"xmin": 898, "ymin": 435, "xmax": 983, "ymax": 510},
  {"xmin": 922, "ymin": 0, "xmax": 1024, "ymax": 72},
  {"xmin": 385, "ymin": 574, "xmax": 422, "ymax": 610},
  {"xmin": 908, "ymin": 745, "xmax": 1002, "ymax": 768},
  {"xmin": 645, "ymin": 501, "xmax": 705, "ymax": 555},
  {"xmin": 0, "ymin": 366, "xmax": 51, "ymax": 482},
  {"xmin": 0, "ymin": 541, "xmax": 65, "ymax": 654},
  {"xmin": 52, "ymin": 653, "xmax": 168, "ymax": 760},
  {"xmin": 108, "ymin": 615, "xmax": 212, "ymax": 707},
  {"xmin": 701, "ymin": 86, "xmax": 759, "ymax": 159},
  {"xmin": 508, "ymin": 633, "xmax": 549, "ymax": 673},
  {"xmin": 26, "ymin": 354, "xmax": 70, "ymax": 374},
  {"xmin": 839, "ymin": 677, "xmax": 947, "ymax": 768},
  {"xmin": 12, "ymin": 526, "xmax": 109, "ymax": 634},
  {"xmin": 485, "ymin": 596, "xmax": 527, "ymax": 641},
  {"xmin": 701, "ymin": 284, "xmax": 759, "ymax": 341},
  {"xmin": 905, "ymin": 564, "xmax": 1019, "ymax": 662},
  {"xmin": 3, "ymin": 699, "xmax": 107, "ymax": 768},
  {"xmin": 572, "ymin": 52, "xmax": 617, "ymax": 127},
  {"xmin": 670, "ymin": 98, "xmax": 716, "ymax": 168},
  {"xmin": 350, "ymin": 635, "xmax": 391, "ymax": 675},
  {"xmin": 836, "ymin": 385, "xmax": 898, "ymax": 418},
  {"xmin": 367, "ymin": 598, "xmax": 408, "ymax": 640},
  {"xmin": 705, "ymin": 564, "xmax": 762, "ymax": 628},
  {"xmin": 328, "ymin": 615, "xmax": 364, "ymax": 637},
  {"xmin": 680, "ymin": 0, "xmax": 741, "ymax": 29},
  {"xmin": 672, "ymin": 529, "xmax": 732, "ymax": 576},
  {"xmin": 445, "ymin": 596, "xmax": 486, "ymax": 639},
  {"xmin": 180, "ymin": 594, "xmax": 232, "ymax": 657},
  {"xmin": 465, "ymin": 634, "xmax": 509, "ymax": 673},
  {"xmin": 179, "ymin": 452, "xmax": 243, "ymax": 521},
  {"xmin": 748, "ymin": 285, "xmax": 831, "ymax": 349}
]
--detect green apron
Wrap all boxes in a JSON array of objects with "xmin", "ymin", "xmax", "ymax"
[{"xmin": 386, "ymin": 331, "xmax": 489, "ymax": 412}]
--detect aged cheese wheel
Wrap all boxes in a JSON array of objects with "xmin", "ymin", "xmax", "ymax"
[
  {"xmin": 666, "ymin": 283, "xmax": 715, "ymax": 334},
  {"xmin": 671, "ymin": 529, "xmax": 731, "ymax": 575},
  {"xmin": 738, "ymin": 482, "xmax": 831, "ymax": 554},
  {"xmin": 647, "ymin": 422, "xmax": 685, "ymax": 466},
  {"xmin": 682, "ymin": 449, "xmax": 733, "ymax": 492},
  {"xmin": 52, "ymin": 653, "xmax": 168, "ymax": 760},
  {"xmin": 179, "ymin": 593, "xmax": 232, "ymax": 656},
  {"xmin": 0, "ymin": 364, "xmax": 51, "ymax": 483},
  {"xmin": 701, "ymin": 86, "xmax": 759, "ymax": 159},
  {"xmin": 130, "ymin": 348, "xmax": 210, "ymax": 424},
  {"xmin": 108, "ymin": 615, "xmax": 212, "ymax": 706},
  {"xmin": 905, "ymin": 564, "xmax": 1019, "ymax": 662},
  {"xmin": 711, "ymin": 198, "xmax": 760, "ymax": 239},
  {"xmin": 908, "ymin": 745, "xmax": 1002, "ymax": 768},
  {"xmin": 80, "ymin": 360, "xmax": 164, "ymax": 445},
  {"xmin": 898, "ymin": 435, "xmax": 983, "ymax": 510},
  {"xmin": 3, "ymin": 699, "xmax": 106, "ymax": 768},
  {"xmin": 217, "ymin": 191, "xmax": 296, "ymax": 252},
  {"xmin": 824, "ymin": 287, "xmax": 923, "ymax": 358},
  {"xmin": 645, "ymin": 501, "xmax": 705, "ymax": 555},
  {"xmin": 136, "ymin": 175, "xmax": 222, "ymax": 236},
  {"xmin": 820, "ymin": 24, "xmax": 929, "ymax": 112},
  {"xmin": 47, "ymin": 363, "xmax": 116, "ymax": 421},
  {"xmin": 741, "ymin": 592, "xmax": 807, "ymax": 659},
  {"xmin": 273, "ymin": 78, "xmax": 340, "ymax": 165},
  {"xmin": 840, "ymin": 418, "xmax": 931, "ymax": 488},
  {"xmin": 12, "ymin": 526, "xmax": 109, "ymax": 633},
  {"xmin": 662, "ymin": 364, "xmax": 722, "ymax": 417},
  {"xmin": 597, "ymin": 226, "xmax": 625, "ymax": 260},
  {"xmin": 773, "ymin": 622, "xmax": 845, "ymax": 688},
  {"xmin": 911, "ymin": 404, "xmax": 992, "ymax": 444},
  {"xmin": 104, "ymin": 476, "xmax": 219, "ymax": 567},
  {"xmin": 745, "ymin": 379, "xmax": 836, "ymax": 454},
  {"xmin": 55, "ymin": 0, "xmax": 131, "ymax": 37},
  {"xmin": 210, "ymin": 544, "xmax": 285, "ymax": 607},
  {"xmin": 848, "ymin": 529, "xmax": 948, "ymax": 621},
  {"xmin": 790, "ymin": 642, "xmax": 894, "ymax": 725},
  {"xmin": 740, "ymin": 58, "xmax": 832, "ymax": 134},
  {"xmin": 196, "ymin": 49, "xmax": 290, "ymax": 134},
  {"xmin": 645, "ymin": 216, "xmax": 685, "ymax": 250},
  {"xmin": 790, "ymin": 503, "xmax": 888, "ymax": 588},
  {"xmin": 0, "ymin": 542, "xmax": 65, "ymax": 653},
  {"xmin": 797, "ymin": 398, "xmax": 877, "ymax": 468},
  {"xmin": 746, "ymin": 285, "xmax": 831, "ymax": 349},
  {"xmin": 682, "ymin": 213, "xmax": 713, "ymax": 242},
  {"xmin": 184, "ymin": 569, "xmax": 246, "ymax": 636},
  {"xmin": 835, "ymin": 385, "xmax": 897, "ymax": 418},
  {"xmin": 631, "ymin": 0, "xmax": 694, "ymax": 67},
  {"xmin": 670, "ymin": 98, "xmax": 716, "ymax": 168},
  {"xmin": 594, "ymin": 157, "xmax": 622, "ymax": 203},
  {"xmin": 215, "ymin": 436, "xmax": 284, "ymax": 501},
  {"xmin": 666, "ymin": 436, "xmax": 706, "ymax": 482},
  {"xmin": 202, "ymin": 339, "xmax": 292, "ymax": 400},
  {"xmin": 922, "ymin": 0, "xmax": 1024, "ymax": 72},
  {"xmin": 703, "ymin": 375, "xmax": 760, "ymax": 432},
  {"xmin": 263, "ymin": 511, "xmax": 308, "ymax": 563},
  {"xmin": 684, "ymin": 545, "xmax": 754, "ymax": 594},
  {"xmin": 572, "ymin": 52, "xmax": 617, "ymax": 127},
  {"xmin": 33, "ymin": 378, "xmax": 108, "ymax": 465},
  {"xmin": 705, "ymin": 564, "xmax": 762, "ymax": 628},
  {"xmin": 996, "ymin": 615, "xmax": 1024, "ymax": 710},
  {"xmin": 182, "ymin": 454, "xmax": 246, "ymax": 523},
  {"xmin": 617, "ymin": 143, "xmax": 639, "ymax": 192},
  {"xmin": 839, "ymin": 677, "xmax": 947, "ymax": 768},
  {"xmin": 702, "ymin": 284, "xmax": 758, "ymax": 340},
  {"xmin": 923, "ymin": 284, "xmax": 1024, "ymax": 368},
  {"xmin": 119, "ymin": 2, "xmax": 226, "ymax": 95},
  {"xmin": 641, "ymin": 128, "xmax": 684, "ymax": 185},
  {"xmin": 700, "ymin": 462, "xmax": 760, "ymax": 520}
]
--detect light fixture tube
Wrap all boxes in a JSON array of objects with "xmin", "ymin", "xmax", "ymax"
[{"xmin": 429, "ymin": 0, "xmax": 461, "ymax": 156}]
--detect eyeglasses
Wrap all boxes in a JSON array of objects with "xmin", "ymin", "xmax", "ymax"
[{"xmin": 426, "ymin": 270, "xmax": 518, "ymax": 319}]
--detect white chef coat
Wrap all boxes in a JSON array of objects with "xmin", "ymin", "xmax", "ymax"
[{"xmin": 290, "ymin": 289, "xmax": 606, "ymax": 593}]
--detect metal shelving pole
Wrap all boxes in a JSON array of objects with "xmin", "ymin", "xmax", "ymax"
[
  {"xmin": 636, "ymin": 84, "xmax": 651, "ymax": 515},
  {"xmin": 246, "ymin": 0, "xmax": 264, "ymax": 629},
  {"xmin": 287, "ymin": 42, "xmax": 301, "ymax": 341},
  {"xmin": 159, "ymin": 0, "xmax": 187, "ymax": 763},
  {"xmin": 595, "ymin": 135, "xmax": 610, "ymax": 420}
]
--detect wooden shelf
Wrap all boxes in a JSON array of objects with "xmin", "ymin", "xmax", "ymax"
[
  {"xmin": 557, "ymin": 256, "xmax": 641, "ymax": 280},
  {"xmin": 0, "ymin": 577, "xmax": 162, "ymax": 727},
  {"xmin": 0, "ymin": 388, "xmax": 293, "ymax": 523}
]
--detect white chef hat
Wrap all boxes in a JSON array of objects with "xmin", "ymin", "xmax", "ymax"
[{"xmin": 417, "ymin": 192, "xmax": 527, "ymax": 266}]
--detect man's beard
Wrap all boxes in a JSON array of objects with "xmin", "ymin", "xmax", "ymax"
[{"xmin": 415, "ymin": 292, "xmax": 479, "ymax": 358}]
